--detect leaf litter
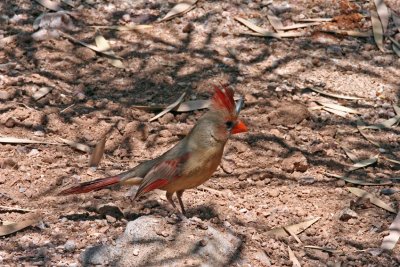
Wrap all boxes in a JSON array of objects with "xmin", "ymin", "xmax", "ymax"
[
  {"xmin": 149, "ymin": 92, "xmax": 186, "ymax": 122},
  {"xmin": 348, "ymin": 154, "xmax": 379, "ymax": 171},
  {"xmin": 381, "ymin": 210, "xmax": 400, "ymax": 250},
  {"xmin": 265, "ymin": 217, "xmax": 320, "ymax": 238},
  {"xmin": 347, "ymin": 187, "xmax": 396, "ymax": 213},
  {"xmin": 158, "ymin": 0, "xmax": 198, "ymax": 22}
]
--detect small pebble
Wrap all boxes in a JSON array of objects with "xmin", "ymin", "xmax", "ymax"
[{"xmin": 64, "ymin": 240, "xmax": 76, "ymax": 252}]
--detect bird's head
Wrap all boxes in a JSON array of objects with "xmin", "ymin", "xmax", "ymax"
[{"xmin": 206, "ymin": 85, "xmax": 247, "ymax": 142}]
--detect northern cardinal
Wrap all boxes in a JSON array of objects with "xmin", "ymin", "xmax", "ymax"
[{"xmin": 59, "ymin": 85, "xmax": 247, "ymax": 214}]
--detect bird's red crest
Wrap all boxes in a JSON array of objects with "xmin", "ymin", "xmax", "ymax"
[{"xmin": 211, "ymin": 85, "xmax": 236, "ymax": 116}]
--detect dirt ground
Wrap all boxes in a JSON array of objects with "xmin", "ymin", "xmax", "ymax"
[{"xmin": 1, "ymin": 0, "xmax": 400, "ymax": 266}]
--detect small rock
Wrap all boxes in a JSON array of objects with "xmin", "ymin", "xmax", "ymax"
[
  {"xmin": 299, "ymin": 177, "xmax": 315, "ymax": 185},
  {"xmin": 338, "ymin": 207, "xmax": 358, "ymax": 221},
  {"xmin": 28, "ymin": 149, "xmax": 40, "ymax": 157},
  {"xmin": 75, "ymin": 47, "xmax": 96, "ymax": 60},
  {"xmin": 336, "ymin": 180, "xmax": 346, "ymax": 187},
  {"xmin": 199, "ymin": 239, "xmax": 207, "ymax": 247},
  {"xmin": 221, "ymin": 160, "xmax": 234, "ymax": 174},
  {"xmin": 97, "ymin": 203, "xmax": 124, "ymax": 220},
  {"xmin": 281, "ymin": 152, "xmax": 308, "ymax": 173},
  {"xmin": 267, "ymin": 189, "xmax": 280, "ymax": 197},
  {"xmin": 0, "ymin": 90, "xmax": 11, "ymax": 100},
  {"xmin": 106, "ymin": 214, "xmax": 116, "ymax": 223},
  {"xmin": 5, "ymin": 117, "xmax": 16, "ymax": 128},
  {"xmin": 122, "ymin": 14, "xmax": 131, "ymax": 22},
  {"xmin": 182, "ymin": 23, "xmax": 194, "ymax": 33},
  {"xmin": 380, "ymin": 188, "xmax": 397, "ymax": 196},
  {"xmin": 158, "ymin": 113, "xmax": 174, "ymax": 124},
  {"xmin": 64, "ymin": 240, "xmax": 76, "ymax": 252},
  {"xmin": 132, "ymin": 248, "xmax": 139, "ymax": 256},
  {"xmin": 267, "ymin": 102, "xmax": 310, "ymax": 126}
]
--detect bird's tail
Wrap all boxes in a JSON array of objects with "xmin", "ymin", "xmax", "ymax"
[{"xmin": 58, "ymin": 175, "xmax": 122, "ymax": 195}]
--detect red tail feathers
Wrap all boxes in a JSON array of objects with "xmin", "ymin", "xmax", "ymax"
[{"xmin": 58, "ymin": 176, "xmax": 121, "ymax": 195}]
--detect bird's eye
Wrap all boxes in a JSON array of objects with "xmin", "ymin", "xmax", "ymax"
[{"xmin": 226, "ymin": 121, "xmax": 234, "ymax": 129}]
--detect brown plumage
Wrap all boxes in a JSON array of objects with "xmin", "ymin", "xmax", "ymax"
[{"xmin": 59, "ymin": 85, "xmax": 247, "ymax": 214}]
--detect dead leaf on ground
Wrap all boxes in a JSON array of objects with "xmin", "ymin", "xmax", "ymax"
[
  {"xmin": 304, "ymin": 245, "xmax": 341, "ymax": 254},
  {"xmin": 149, "ymin": 92, "xmax": 186, "ymax": 122},
  {"xmin": 295, "ymin": 18, "xmax": 333, "ymax": 22},
  {"xmin": 373, "ymin": 0, "xmax": 389, "ymax": 34},
  {"xmin": 92, "ymin": 25, "xmax": 153, "ymax": 31},
  {"xmin": 347, "ymin": 187, "xmax": 396, "ymax": 213},
  {"xmin": 326, "ymin": 172, "xmax": 392, "ymax": 186},
  {"xmin": 158, "ymin": 0, "xmax": 198, "ymax": 22},
  {"xmin": 319, "ymin": 29, "xmax": 373, "ymax": 37},
  {"xmin": 360, "ymin": 116, "xmax": 400, "ymax": 130},
  {"xmin": 341, "ymin": 147, "xmax": 358, "ymax": 162},
  {"xmin": 323, "ymin": 107, "xmax": 348, "ymax": 117},
  {"xmin": 0, "ymin": 217, "xmax": 41, "ymax": 236},
  {"xmin": 357, "ymin": 120, "xmax": 381, "ymax": 147},
  {"xmin": 371, "ymin": 10, "xmax": 385, "ymax": 52},
  {"xmin": 176, "ymin": 100, "xmax": 210, "ymax": 112},
  {"xmin": 60, "ymin": 32, "xmax": 123, "ymax": 60},
  {"xmin": 34, "ymin": 0, "xmax": 61, "ymax": 11},
  {"xmin": 0, "ymin": 206, "xmax": 35, "ymax": 213},
  {"xmin": 288, "ymin": 246, "xmax": 301, "ymax": 267},
  {"xmin": 318, "ymin": 101, "xmax": 361, "ymax": 114},
  {"xmin": 389, "ymin": 37, "xmax": 400, "ymax": 57},
  {"xmin": 308, "ymin": 87, "xmax": 362, "ymax": 100},
  {"xmin": 0, "ymin": 136, "xmax": 58, "ymax": 145},
  {"xmin": 381, "ymin": 210, "xmax": 400, "ymax": 250},
  {"xmin": 95, "ymin": 35, "xmax": 124, "ymax": 68},
  {"xmin": 89, "ymin": 135, "xmax": 107, "ymax": 167},
  {"xmin": 33, "ymin": 87, "xmax": 53, "ymax": 100},
  {"xmin": 267, "ymin": 10, "xmax": 321, "ymax": 31},
  {"xmin": 235, "ymin": 17, "xmax": 307, "ymax": 38},
  {"xmin": 60, "ymin": 138, "xmax": 91, "ymax": 153},
  {"xmin": 265, "ymin": 217, "xmax": 320, "ymax": 238},
  {"xmin": 349, "ymin": 154, "xmax": 379, "ymax": 171},
  {"xmin": 383, "ymin": 156, "xmax": 400, "ymax": 165}
]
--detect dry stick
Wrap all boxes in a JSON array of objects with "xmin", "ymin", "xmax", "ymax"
[{"xmin": 284, "ymin": 226, "xmax": 302, "ymax": 244}]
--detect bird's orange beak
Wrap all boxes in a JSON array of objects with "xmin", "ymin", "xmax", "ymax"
[{"xmin": 231, "ymin": 120, "xmax": 247, "ymax": 134}]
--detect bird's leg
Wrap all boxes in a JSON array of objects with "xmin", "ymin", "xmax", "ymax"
[
  {"xmin": 166, "ymin": 191, "xmax": 177, "ymax": 210},
  {"xmin": 176, "ymin": 190, "xmax": 186, "ymax": 215}
]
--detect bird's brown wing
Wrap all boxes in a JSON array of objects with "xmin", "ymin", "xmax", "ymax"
[{"xmin": 134, "ymin": 153, "xmax": 190, "ymax": 199}]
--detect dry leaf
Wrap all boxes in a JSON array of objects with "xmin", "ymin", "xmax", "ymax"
[
  {"xmin": 267, "ymin": 10, "xmax": 320, "ymax": 31},
  {"xmin": 93, "ymin": 25, "xmax": 153, "ymax": 31},
  {"xmin": 288, "ymin": 246, "xmax": 301, "ymax": 267},
  {"xmin": 326, "ymin": 172, "xmax": 392, "ymax": 186},
  {"xmin": 95, "ymin": 35, "xmax": 124, "ymax": 68},
  {"xmin": 265, "ymin": 217, "xmax": 320, "ymax": 237},
  {"xmin": 349, "ymin": 154, "xmax": 379, "ymax": 171},
  {"xmin": 393, "ymin": 104, "xmax": 400, "ymax": 116},
  {"xmin": 235, "ymin": 17, "xmax": 282, "ymax": 38},
  {"xmin": 284, "ymin": 226, "xmax": 302, "ymax": 243},
  {"xmin": 318, "ymin": 101, "xmax": 361, "ymax": 114},
  {"xmin": 341, "ymin": 147, "xmax": 358, "ymax": 162},
  {"xmin": 266, "ymin": 10, "xmax": 284, "ymax": 32},
  {"xmin": 371, "ymin": 10, "xmax": 385, "ymax": 52},
  {"xmin": 323, "ymin": 107, "xmax": 348, "ymax": 117},
  {"xmin": 243, "ymin": 31, "xmax": 308, "ymax": 38},
  {"xmin": 308, "ymin": 87, "xmax": 362, "ymax": 100},
  {"xmin": 319, "ymin": 29, "xmax": 373, "ymax": 37},
  {"xmin": 360, "ymin": 116, "xmax": 400, "ymax": 130},
  {"xmin": 0, "ymin": 206, "xmax": 35, "ymax": 213},
  {"xmin": 357, "ymin": 120, "xmax": 381, "ymax": 147},
  {"xmin": 60, "ymin": 138, "xmax": 91, "ymax": 153},
  {"xmin": 176, "ymin": 100, "xmax": 210, "ymax": 112},
  {"xmin": 389, "ymin": 37, "xmax": 400, "ymax": 57},
  {"xmin": 0, "ymin": 217, "xmax": 41, "ymax": 236},
  {"xmin": 383, "ymin": 156, "xmax": 400, "ymax": 165},
  {"xmin": 347, "ymin": 187, "xmax": 396, "ymax": 213},
  {"xmin": 295, "ymin": 18, "xmax": 333, "ymax": 22},
  {"xmin": 158, "ymin": 0, "xmax": 198, "ymax": 22},
  {"xmin": 304, "ymin": 245, "xmax": 340, "ymax": 254},
  {"xmin": 149, "ymin": 93, "xmax": 186, "ymax": 122},
  {"xmin": 34, "ymin": 0, "xmax": 61, "ymax": 11},
  {"xmin": 381, "ymin": 210, "xmax": 400, "ymax": 250},
  {"xmin": 89, "ymin": 135, "xmax": 107, "ymax": 167},
  {"xmin": 373, "ymin": 0, "xmax": 389, "ymax": 34},
  {"xmin": 0, "ymin": 136, "xmax": 58, "ymax": 145},
  {"xmin": 60, "ymin": 32, "xmax": 122, "ymax": 60},
  {"xmin": 33, "ymin": 87, "xmax": 53, "ymax": 100}
]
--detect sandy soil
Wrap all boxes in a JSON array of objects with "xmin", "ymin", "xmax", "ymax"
[{"xmin": 1, "ymin": 0, "xmax": 400, "ymax": 266}]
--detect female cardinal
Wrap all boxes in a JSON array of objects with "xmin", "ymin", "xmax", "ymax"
[{"xmin": 59, "ymin": 85, "xmax": 247, "ymax": 214}]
